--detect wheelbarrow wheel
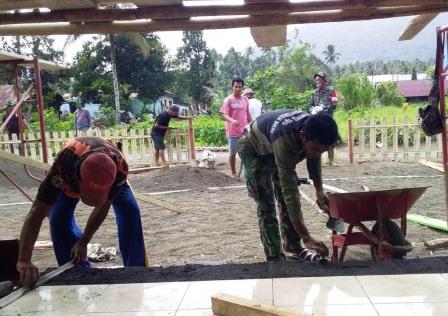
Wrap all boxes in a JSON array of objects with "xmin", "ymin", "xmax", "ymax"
[{"xmin": 370, "ymin": 219, "xmax": 409, "ymax": 260}]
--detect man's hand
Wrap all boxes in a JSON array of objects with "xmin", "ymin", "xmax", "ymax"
[
  {"xmin": 302, "ymin": 237, "xmax": 329, "ymax": 257},
  {"xmin": 71, "ymin": 240, "xmax": 88, "ymax": 263},
  {"xmin": 316, "ymin": 190, "xmax": 330, "ymax": 214},
  {"xmin": 231, "ymin": 119, "xmax": 239, "ymax": 127},
  {"xmin": 17, "ymin": 260, "xmax": 40, "ymax": 288}
]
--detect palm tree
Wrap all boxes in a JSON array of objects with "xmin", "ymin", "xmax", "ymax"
[{"xmin": 323, "ymin": 44, "xmax": 341, "ymax": 65}]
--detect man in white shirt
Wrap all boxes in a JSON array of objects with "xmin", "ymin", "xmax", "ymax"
[{"xmin": 243, "ymin": 88, "xmax": 262, "ymax": 122}]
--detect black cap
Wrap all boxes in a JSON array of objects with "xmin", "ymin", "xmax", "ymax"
[{"xmin": 169, "ymin": 105, "xmax": 180, "ymax": 113}]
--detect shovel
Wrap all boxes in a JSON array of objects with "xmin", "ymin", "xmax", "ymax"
[{"xmin": 297, "ymin": 176, "xmax": 345, "ymax": 233}]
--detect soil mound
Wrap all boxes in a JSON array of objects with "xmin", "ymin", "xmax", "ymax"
[{"xmin": 129, "ymin": 165, "xmax": 238, "ymax": 192}]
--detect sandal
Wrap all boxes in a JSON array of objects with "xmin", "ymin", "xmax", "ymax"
[{"xmin": 284, "ymin": 248, "xmax": 319, "ymax": 262}]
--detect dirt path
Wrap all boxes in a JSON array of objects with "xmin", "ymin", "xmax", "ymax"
[{"xmin": 1, "ymin": 155, "xmax": 447, "ymax": 273}]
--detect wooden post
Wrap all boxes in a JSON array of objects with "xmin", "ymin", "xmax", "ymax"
[
  {"xmin": 359, "ymin": 118, "xmax": 365, "ymax": 159},
  {"xmin": 188, "ymin": 117, "xmax": 196, "ymax": 161},
  {"xmin": 403, "ymin": 116, "xmax": 409, "ymax": 160},
  {"xmin": 369, "ymin": 117, "xmax": 376, "ymax": 160},
  {"xmin": 414, "ymin": 118, "xmax": 420, "ymax": 160},
  {"xmin": 380, "ymin": 117, "xmax": 386, "ymax": 160},
  {"xmin": 348, "ymin": 118, "xmax": 353, "ymax": 164},
  {"xmin": 393, "ymin": 116, "xmax": 399, "ymax": 160}
]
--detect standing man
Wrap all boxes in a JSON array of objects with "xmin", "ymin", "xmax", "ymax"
[
  {"xmin": 1, "ymin": 100, "xmax": 30, "ymax": 153},
  {"xmin": 308, "ymin": 72, "xmax": 338, "ymax": 166},
  {"xmin": 74, "ymin": 103, "xmax": 92, "ymax": 136},
  {"xmin": 151, "ymin": 105, "xmax": 190, "ymax": 167},
  {"xmin": 220, "ymin": 78, "xmax": 252, "ymax": 179},
  {"xmin": 16, "ymin": 136, "xmax": 147, "ymax": 287},
  {"xmin": 243, "ymin": 88, "xmax": 263, "ymax": 121},
  {"xmin": 239, "ymin": 110, "xmax": 339, "ymax": 261}
]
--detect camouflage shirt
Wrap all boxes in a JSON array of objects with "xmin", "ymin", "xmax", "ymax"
[
  {"xmin": 309, "ymin": 86, "xmax": 337, "ymax": 115},
  {"xmin": 244, "ymin": 109, "xmax": 322, "ymax": 223}
]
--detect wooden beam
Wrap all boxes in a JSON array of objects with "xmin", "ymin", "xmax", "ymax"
[
  {"xmin": 0, "ymin": 1, "xmax": 364, "ymax": 25},
  {"xmin": 418, "ymin": 159, "xmax": 444, "ymax": 172},
  {"xmin": 399, "ymin": 13, "xmax": 438, "ymax": 41},
  {"xmin": 250, "ymin": 25, "xmax": 287, "ymax": 47},
  {"xmin": 1, "ymin": 5, "xmax": 447, "ymax": 36},
  {"xmin": 133, "ymin": 192, "xmax": 184, "ymax": 214},
  {"xmin": 424, "ymin": 238, "xmax": 448, "ymax": 251},
  {"xmin": 0, "ymin": 150, "xmax": 50, "ymax": 171},
  {"xmin": 211, "ymin": 293, "xmax": 298, "ymax": 316},
  {"xmin": 0, "ymin": 0, "xmax": 444, "ymax": 25}
]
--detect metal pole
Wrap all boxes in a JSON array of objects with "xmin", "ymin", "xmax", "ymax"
[
  {"xmin": 436, "ymin": 29, "xmax": 448, "ymax": 224},
  {"xmin": 33, "ymin": 56, "xmax": 48, "ymax": 164}
]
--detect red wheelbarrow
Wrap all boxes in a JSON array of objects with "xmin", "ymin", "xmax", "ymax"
[{"xmin": 328, "ymin": 187, "xmax": 429, "ymax": 262}]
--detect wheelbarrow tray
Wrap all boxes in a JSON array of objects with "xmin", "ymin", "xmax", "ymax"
[{"xmin": 328, "ymin": 187, "xmax": 429, "ymax": 224}]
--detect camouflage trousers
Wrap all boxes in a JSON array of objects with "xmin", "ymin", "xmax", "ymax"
[{"xmin": 239, "ymin": 135, "xmax": 301, "ymax": 260}]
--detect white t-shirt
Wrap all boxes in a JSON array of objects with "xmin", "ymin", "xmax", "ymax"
[{"xmin": 248, "ymin": 98, "xmax": 262, "ymax": 121}]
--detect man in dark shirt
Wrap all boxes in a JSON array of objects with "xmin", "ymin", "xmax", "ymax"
[
  {"xmin": 239, "ymin": 110, "xmax": 339, "ymax": 261},
  {"xmin": 16, "ymin": 137, "xmax": 147, "ymax": 287},
  {"xmin": 1, "ymin": 101, "xmax": 30, "ymax": 153},
  {"xmin": 150, "ymin": 105, "xmax": 190, "ymax": 167}
]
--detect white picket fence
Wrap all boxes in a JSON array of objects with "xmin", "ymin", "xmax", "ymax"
[
  {"xmin": 348, "ymin": 117, "xmax": 443, "ymax": 162},
  {"xmin": 0, "ymin": 127, "xmax": 195, "ymax": 166}
]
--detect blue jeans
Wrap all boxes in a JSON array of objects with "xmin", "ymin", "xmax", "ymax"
[{"xmin": 49, "ymin": 182, "xmax": 147, "ymax": 267}]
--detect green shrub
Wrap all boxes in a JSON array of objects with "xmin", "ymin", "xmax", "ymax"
[
  {"xmin": 376, "ymin": 82, "xmax": 405, "ymax": 107},
  {"xmin": 336, "ymin": 74, "xmax": 375, "ymax": 110}
]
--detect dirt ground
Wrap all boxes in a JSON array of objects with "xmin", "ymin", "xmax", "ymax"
[{"xmin": 1, "ymin": 151, "xmax": 448, "ymax": 274}]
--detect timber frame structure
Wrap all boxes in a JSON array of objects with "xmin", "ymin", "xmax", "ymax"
[
  {"xmin": 0, "ymin": 52, "xmax": 68, "ymax": 197},
  {"xmin": 0, "ymin": 1, "xmax": 447, "ymax": 47}
]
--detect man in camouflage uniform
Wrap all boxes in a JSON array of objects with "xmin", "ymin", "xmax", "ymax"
[
  {"xmin": 309, "ymin": 72, "xmax": 338, "ymax": 166},
  {"xmin": 239, "ymin": 110, "xmax": 339, "ymax": 261}
]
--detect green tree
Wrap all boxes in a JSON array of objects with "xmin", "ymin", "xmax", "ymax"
[
  {"xmin": 376, "ymin": 82, "xmax": 405, "ymax": 107},
  {"xmin": 336, "ymin": 74, "xmax": 376, "ymax": 110},
  {"xmin": 280, "ymin": 43, "xmax": 326, "ymax": 92},
  {"xmin": 176, "ymin": 31, "xmax": 216, "ymax": 111},
  {"xmin": 322, "ymin": 44, "xmax": 341, "ymax": 65}
]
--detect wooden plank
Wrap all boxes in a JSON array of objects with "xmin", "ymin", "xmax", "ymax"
[
  {"xmin": 29, "ymin": 132, "xmax": 37, "ymax": 160},
  {"xmin": 393, "ymin": 116, "xmax": 398, "ymax": 160},
  {"xmin": 369, "ymin": 117, "xmax": 375, "ymax": 159},
  {"xmin": 359, "ymin": 118, "xmax": 365, "ymax": 156},
  {"xmin": 399, "ymin": 13, "xmax": 438, "ymax": 41},
  {"xmin": 211, "ymin": 293, "xmax": 298, "ymax": 316},
  {"xmin": 425, "ymin": 135, "xmax": 432, "ymax": 159},
  {"xmin": 1, "ymin": 3, "xmax": 447, "ymax": 36},
  {"xmin": 130, "ymin": 128, "xmax": 137, "ymax": 156},
  {"xmin": 139, "ymin": 128, "xmax": 145, "ymax": 161},
  {"xmin": 0, "ymin": 149, "xmax": 50, "ymax": 171},
  {"xmin": 413, "ymin": 118, "xmax": 420, "ymax": 160},
  {"xmin": 424, "ymin": 238, "xmax": 448, "ymax": 251},
  {"xmin": 133, "ymin": 191, "xmax": 184, "ymax": 214},
  {"xmin": 129, "ymin": 166, "xmax": 166, "ymax": 174},
  {"xmin": 418, "ymin": 159, "xmax": 444, "ymax": 172},
  {"xmin": 403, "ymin": 116, "xmax": 409, "ymax": 160},
  {"xmin": 381, "ymin": 117, "xmax": 387, "ymax": 160}
]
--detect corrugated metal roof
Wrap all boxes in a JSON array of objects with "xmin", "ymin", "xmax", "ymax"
[
  {"xmin": 0, "ymin": 50, "xmax": 69, "ymax": 71},
  {"xmin": 396, "ymin": 80, "xmax": 448, "ymax": 98}
]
